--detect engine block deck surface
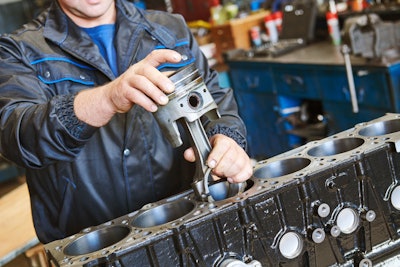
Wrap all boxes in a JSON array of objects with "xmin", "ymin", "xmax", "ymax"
[{"xmin": 45, "ymin": 113, "xmax": 400, "ymax": 266}]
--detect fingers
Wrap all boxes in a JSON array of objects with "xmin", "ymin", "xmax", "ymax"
[
  {"xmin": 182, "ymin": 135, "xmax": 253, "ymax": 183},
  {"xmin": 144, "ymin": 49, "xmax": 183, "ymax": 70},
  {"xmin": 122, "ymin": 74, "xmax": 170, "ymax": 112},
  {"xmin": 183, "ymin": 147, "xmax": 196, "ymax": 162},
  {"xmin": 207, "ymin": 134, "xmax": 253, "ymax": 183},
  {"xmin": 135, "ymin": 49, "xmax": 182, "ymax": 94},
  {"xmin": 108, "ymin": 49, "xmax": 182, "ymax": 113}
]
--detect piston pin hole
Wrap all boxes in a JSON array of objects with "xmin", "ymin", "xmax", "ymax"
[{"xmin": 187, "ymin": 92, "xmax": 203, "ymax": 110}]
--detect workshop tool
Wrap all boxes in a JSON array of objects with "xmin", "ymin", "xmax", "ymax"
[
  {"xmin": 341, "ymin": 44, "xmax": 359, "ymax": 113},
  {"xmin": 340, "ymin": 13, "xmax": 400, "ymax": 115},
  {"xmin": 342, "ymin": 13, "xmax": 399, "ymax": 59},
  {"xmin": 153, "ymin": 63, "xmax": 245, "ymax": 202}
]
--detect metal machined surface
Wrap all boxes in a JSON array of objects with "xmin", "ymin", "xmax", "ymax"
[
  {"xmin": 45, "ymin": 113, "xmax": 400, "ymax": 266},
  {"xmin": 154, "ymin": 63, "xmax": 245, "ymax": 202}
]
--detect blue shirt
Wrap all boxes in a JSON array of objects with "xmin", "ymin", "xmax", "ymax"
[{"xmin": 82, "ymin": 24, "xmax": 118, "ymax": 76}]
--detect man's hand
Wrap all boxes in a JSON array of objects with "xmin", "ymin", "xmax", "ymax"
[
  {"xmin": 74, "ymin": 49, "xmax": 182, "ymax": 127},
  {"xmin": 184, "ymin": 134, "xmax": 253, "ymax": 183}
]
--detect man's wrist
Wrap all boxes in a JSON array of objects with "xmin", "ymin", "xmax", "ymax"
[
  {"xmin": 206, "ymin": 125, "xmax": 247, "ymax": 151},
  {"xmin": 54, "ymin": 94, "xmax": 98, "ymax": 139},
  {"xmin": 74, "ymin": 87, "xmax": 115, "ymax": 127}
]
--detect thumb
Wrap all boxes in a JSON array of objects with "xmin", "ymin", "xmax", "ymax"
[
  {"xmin": 183, "ymin": 147, "xmax": 196, "ymax": 162},
  {"xmin": 144, "ymin": 49, "xmax": 182, "ymax": 67}
]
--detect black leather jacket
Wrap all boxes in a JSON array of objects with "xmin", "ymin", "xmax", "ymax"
[{"xmin": 0, "ymin": 0, "xmax": 247, "ymax": 243}]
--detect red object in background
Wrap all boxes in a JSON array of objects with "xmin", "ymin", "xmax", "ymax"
[
  {"xmin": 208, "ymin": 0, "xmax": 220, "ymax": 7},
  {"xmin": 351, "ymin": 0, "xmax": 361, "ymax": 11},
  {"xmin": 264, "ymin": 13, "xmax": 279, "ymax": 43},
  {"xmin": 273, "ymin": 11, "xmax": 283, "ymax": 32},
  {"xmin": 326, "ymin": 11, "xmax": 341, "ymax": 45},
  {"xmin": 144, "ymin": 0, "xmax": 211, "ymax": 22}
]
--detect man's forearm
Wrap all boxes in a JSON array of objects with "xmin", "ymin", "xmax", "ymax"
[{"xmin": 74, "ymin": 85, "xmax": 116, "ymax": 127}]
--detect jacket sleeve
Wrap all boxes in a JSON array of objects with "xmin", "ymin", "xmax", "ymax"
[{"xmin": 0, "ymin": 37, "xmax": 97, "ymax": 169}]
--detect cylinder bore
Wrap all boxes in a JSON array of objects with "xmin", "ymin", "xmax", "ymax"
[
  {"xmin": 253, "ymin": 157, "xmax": 311, "ymax": 179},
  {"xmin": 63, "ymin": 225, "xmax": 130, "ymax": 256},
  {"xmin": 131, "ymin": 199, "xmax": 195, "ymax": 228},
  {"xmin": 307, "ymin": 137, "xmax": 364, "ymax": 157},
  {"xmin": 359, "ymin": 119, "xmax": 400, "ymax": 137},
  {"xmin": 208, "ymin": 180, "xmax": 248, "ymax": 201}
]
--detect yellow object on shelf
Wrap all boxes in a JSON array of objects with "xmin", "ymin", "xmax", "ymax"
[{"xmin": 186, "ymin": 20, "xmax": 211, "ymax": 30}]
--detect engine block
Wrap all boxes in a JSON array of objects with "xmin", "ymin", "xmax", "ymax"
[{"xmin": 45, "ymin": 113, "xmax": 400, "ymax": 266}]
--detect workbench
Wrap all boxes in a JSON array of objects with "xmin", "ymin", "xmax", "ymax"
[
  {"xmin": 0, "ymin": 183, "xmax": 39, "ymax": 266},
  {"xmin": 225, "ymin": 41, "xmax": 400, "ymax": 159}
]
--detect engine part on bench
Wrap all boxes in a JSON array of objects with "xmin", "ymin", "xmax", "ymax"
[
  {"xmin": 45, "ymin": 113, "xmax": 400, "ymax": 266},
  {"xmin": 342, "ymin": 13, "xmax": 400, "ymax": 59},
  {"xmin": 153, "ymin": 63, "xmax": 245, "ymax": 202}
]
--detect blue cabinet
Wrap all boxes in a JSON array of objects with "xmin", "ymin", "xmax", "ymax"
[
  {"xmin": 229, "ymin": 67, "xmax": 276, "ymax": 94},
  {"xmin": 226, "ymin": 42, "xmax": 400, "ymax": 158},
  {"xmin": 273, "ymin": 65, "xmax": 322, "ymax": 100},
  {"xmin": 229, "ymin": 65, "xmax": 290, "ymax": 159},
  {"xmin": 318, "ymin": 67, "xmax": 391, "ymax": 109},
  {"xmin": 316, "ymin": 66, "xmax": 392, "ymax": 133}
]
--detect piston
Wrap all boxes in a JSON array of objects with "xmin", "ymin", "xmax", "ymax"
[{"xmin": 153, "ymin": 63, "xmax": 245, "ymax": 202}]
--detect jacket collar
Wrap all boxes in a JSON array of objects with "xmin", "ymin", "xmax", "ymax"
[
  {"xmin": 43, "ymin": 0, "xmax": 177, "ymax": 50},
  {"xmin": 127, "ymin": 7, "xmax": 176, "ymax": 49},
  {"xmin": 43, "ymin": 1, "xmax": 112, "ymax": 76},
  {"xmin": 42, "ymin": 0, "xmax": 177, "ymax": 78}
]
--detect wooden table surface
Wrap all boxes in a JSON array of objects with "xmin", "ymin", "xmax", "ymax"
[{"xmin": 0, "ymin": 182, "xmax": 39, "ymax": 266}]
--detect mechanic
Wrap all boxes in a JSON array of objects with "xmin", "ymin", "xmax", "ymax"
[{"xmin": 0, "ymin": 0, "xmax": 253, "ymax": 243}]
